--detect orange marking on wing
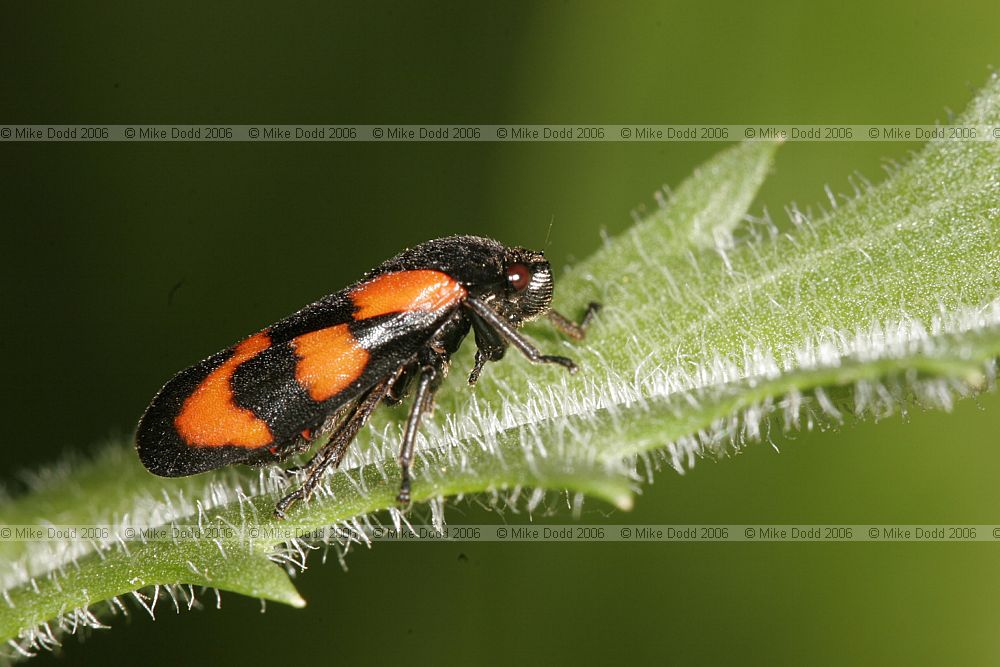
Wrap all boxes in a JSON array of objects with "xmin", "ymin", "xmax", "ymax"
[
  {"xmin": 293, "ymin": 324, "xmax": 370, "ymax": 402},
  {"xmin": 351, "ymin": 270, "xmax": 466, "ymax": 320},
  {"xmin": 175, "ymin": 332, "xmax": 273, "ymax": 448}
]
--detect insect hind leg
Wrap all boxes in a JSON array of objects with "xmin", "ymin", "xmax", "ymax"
[
  {"xmin": 279, "ymin": 408, "xmax": 350, "ymax": 474},
  {"xmin": 274, "ymin": 380, "xmax": 391, "ymax": 519}
]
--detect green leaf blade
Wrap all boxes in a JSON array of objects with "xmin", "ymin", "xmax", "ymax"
[{"xmin": 4, "ymin": 75, "xmax": 1000, "ymax": 654}]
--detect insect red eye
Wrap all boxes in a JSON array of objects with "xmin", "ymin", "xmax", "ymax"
[{"xmin": 506, "ymin": 263, "xmax": 532, "ymax": 292}]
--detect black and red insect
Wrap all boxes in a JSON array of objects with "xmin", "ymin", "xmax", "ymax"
[{"xmin": 136, "ymin": 235, "xmax": 599, "ymax": 518}]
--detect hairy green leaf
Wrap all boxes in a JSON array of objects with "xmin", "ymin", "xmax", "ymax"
[{"xmin": 2, "ymin": 74, "xmax": 999, "ymax": 656}]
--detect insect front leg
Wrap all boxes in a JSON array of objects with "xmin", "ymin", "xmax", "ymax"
[
  {"xmin": 464, "ymin": 297, "xmax": 579, "ymax": 373},
  {"xmin": 274, "ymin": 380, "xmax": 391, "ymax": 520},
  {"xmin": 546, "ymin": 302, "xmax": 601, "ymax": 340}
]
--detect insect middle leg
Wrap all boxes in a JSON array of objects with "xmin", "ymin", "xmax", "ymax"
[
  {"xmin": 274, "ymin": 379, "xmax": 391, "ymax": 519},
  {"xmin": 467, "ymin": 315, "xmax": 506, "ymax": 386},
  {"xmin": 396, "ymin": 361, "xmax": 441, "ymax": 506}
]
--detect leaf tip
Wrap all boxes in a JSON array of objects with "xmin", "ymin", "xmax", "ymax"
[
  {"xmin": 599, "ymin": 486, "xmax": 634, "ymax": 511},
  {"xmin": 614, "ymin": 494, "xmax": 635, "ymax": 511}
]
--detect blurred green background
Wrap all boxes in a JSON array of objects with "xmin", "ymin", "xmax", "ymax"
[{"xmin": 3, "ymin": 1, "xmax": 1000, "ymax": 664}]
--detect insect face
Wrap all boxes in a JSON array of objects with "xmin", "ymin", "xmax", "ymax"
[{"xmin": 497, "ymin": 247, "xmax": 554, "ymax": 324}]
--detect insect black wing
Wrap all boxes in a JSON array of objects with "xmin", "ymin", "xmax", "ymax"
[{"xmin": 136, "ymin": 269, "xmax": 470, "ymax": 477}]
